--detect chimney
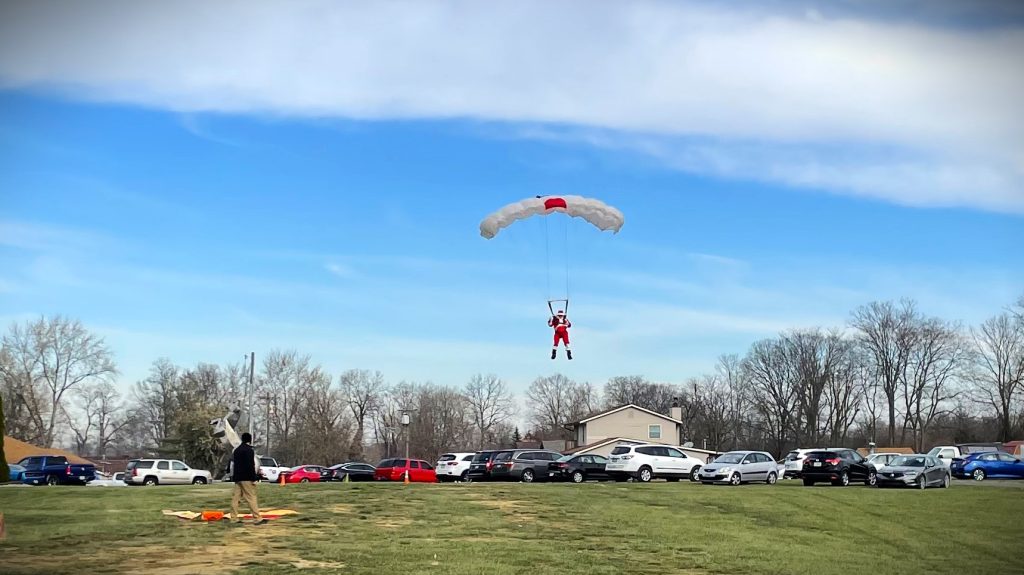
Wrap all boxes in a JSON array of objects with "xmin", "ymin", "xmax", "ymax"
[{"xmin": 670, "ymin": 397, "xmax": 682, "ymax": 422}]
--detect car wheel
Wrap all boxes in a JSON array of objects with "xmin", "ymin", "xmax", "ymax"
[
  {"xmin": 729, "ymin": 472, "xmax": 742, "ymax": 486},
  {"xmin": 300, "ymin": 478, "xmax": 310, "ymax": 483},
  {"xmin": 192, "ymin": 477, "xmax": 207, "ymax": 485},
  {"xmin": 46, "ymin": 475, "xmax": 59, "ymax": 486},
  {"xmin": 917, "ymin": 476, "xmax": 926, "ymax": 490},
  {"xmin": 972, "ymin": 469, "xmax": 986, "ymax": 481},
  {"xmin": 638, "ymin": 466, "xmax": 653, "ymax": 483},
  {"xmin": 460, "ymin": 471, "xmax": 470, "ymax": 483},
  {"xmin": 866, "ymin": 470, "xmax": 877, "ymax": 486},
  {"xmin": 571, "ymin": 471, "xmax": 585, "ymax": 484},
  {"xmin": 689, "ymin": 466, "xmax": 702, "ymax": 482},
  {"xmin": 942, "ymin": 474, "xmax": 950, "ymax": 488},
  {"xmin": 521, "ymin": 469, "xmax": 535, "ymax": 483},
  {"xmin": 144, "ymin": 477, "xmax": 158, "ymax": 486},
  {"xmin": 802, "ymin": 478, "xmax": 814, "ymax": 486},
  {"xmin": 766, "ymin": 472, "xmax": 777, "ymax": 485},
  {"xmin": 834, "ymin": 471, "xmax": 849, "ymax": 487}
]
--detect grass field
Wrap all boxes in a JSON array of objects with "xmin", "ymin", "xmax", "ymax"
[{"xmin": 1, "ymin": 479, "xmax": 1022, "ymax": 575}]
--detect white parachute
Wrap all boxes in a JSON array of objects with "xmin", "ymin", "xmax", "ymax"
[{"xmin": 479, "ymin": 195, "xmax": 624, "ymax": 239}]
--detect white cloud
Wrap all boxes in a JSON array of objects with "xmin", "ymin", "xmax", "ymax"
[{"xmin": 0, "ymin": 1, "xmax": 1021, "ymax": 212}]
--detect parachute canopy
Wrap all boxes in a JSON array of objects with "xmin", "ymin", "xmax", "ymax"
[{"xmin": 479, "ymin": 195, "xmax": 624, "ymax": 239}]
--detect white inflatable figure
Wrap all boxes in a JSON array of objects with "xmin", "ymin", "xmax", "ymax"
[{"xmin": 210, "ymin": 404, "xmax": 244, "ymax": 479}]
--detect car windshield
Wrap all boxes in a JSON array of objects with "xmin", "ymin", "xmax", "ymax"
[
  {"xmin": 438, "ymin": 454, "xmax": 457, "ymax": 461},
  {"xmin": 891, "ymin": 456, "xmax": 926, "ymax": 467},
  {"xmin": 715, "ymin": 453, "xmax": 745, "ymax": 464},
  {"xmin": 471, "ymin": 452, "xmax": 492, "ymax": 463},
  {"xmin": 610, "ymin": 447, "xmax": 632, "ymax": 455},
  {"xmin": 556, "ymin": 455, "xmax": 573, "ymax": 462},
  {"xmin": 926, "ymin": 447, "xmax": 942, "ymax": 457},
  {"xmin": 785, "ymin": 451, "xmax": 802, "ymax": 461}
]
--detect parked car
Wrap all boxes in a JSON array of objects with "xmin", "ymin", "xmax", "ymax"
[
  {"xmin": 373, "ymin": 458, "xmax": 438, "ymax": 483},
  {"xmin": 876, "ymin": 455, "xmax": 950, "ymax": 489},
  {"xmin": 950, "ymin": 452, "xmax": 1024, "ymax": 481},
  {"xmin": 782, "ymin": 448, "xmax": 822, "ymax": 479},
  {"xmin": 548, "ymin": 454, "xmax": 610, "ymax": 483},
  {"xmin": 699, "ymin": 451, "xmax": 778, "ymax": 485},
  {"xmin": 466, "ymin": 450, "xmax": 506, "ymax": 482},
  {"xmin": 279, "ymin": 465, "xmax": 327, "ymax": 483},
  {"xmin": 605, "ymin": 443, "xmax": 702, "ymax": 483},
  {"xmin": 88, "ymin": 472, "xmax": 127, "ymax": 487},
  {"xmin": 257, "ymin": 456, "xmax": 289, "ymax": 482},
  {"xmin": 488, "ymin": 449, "xmax": 563, "ymax": 483},
  {"xmin": 927, "ymin": 444, "xmax": 1003, "ymax": 468},
  {"xmin": 865, "ymin": 452, "xmax": 904, "ymax": 471},
  {"xmin": 435, "ymin": 452, "xmax": 475, "ymax": 482},
  {"xmin": 801, "ymin": 448, "xmax": 875, "ymax": 487},
  {"xmin": 19, "ymin": 456, "xmax": 96, "ymax": 486},
  {"xmin": 329, "ymin": 462, "xmax": 376, "ymax": 481},
  {"xmin": 123, "ymin": 459, "xmax": 211, "ymax": 486},
  {"xmin": 8, "ymin": 463, "xmax": 26, "ymax": 482}
]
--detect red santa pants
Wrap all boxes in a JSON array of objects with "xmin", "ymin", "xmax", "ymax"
[{"xmin": 553, "ymin": 329, "xmax": 570, "ymax": 348}]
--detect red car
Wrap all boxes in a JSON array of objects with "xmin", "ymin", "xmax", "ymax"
[
  {"xmin": 279, "ymin": 465, "xmax": 326, "ymax": 483},
  {"xmin": 374, "ymin": 458, "xmax": 438, "ymax": 483}
]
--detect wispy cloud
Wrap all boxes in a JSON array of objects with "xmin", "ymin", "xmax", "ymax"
[
  {"xmin": 177, "ymin": 113, "xmax": 247, "ymax": 148},
  {"xmin": 1, "ymin": 1, "xmax": 1021, "ymax": 213},
  {"xmin": 324, "ymin": 262, "xmax": 357, "ymax": 279}
]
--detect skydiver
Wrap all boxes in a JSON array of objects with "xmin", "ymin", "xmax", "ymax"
[{"xmin": 549, "ymin": 309, "xmax": 572, "ymax": 360}]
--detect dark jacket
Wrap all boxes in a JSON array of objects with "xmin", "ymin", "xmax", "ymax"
[{"xmin": 231, "ymin": 443, "xmax": 260, "ymax": 482}]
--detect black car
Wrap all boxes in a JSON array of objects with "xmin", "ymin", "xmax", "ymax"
[
  {"xmin": 466, "ymin": 450, "xmax": 507, "ymax": 482},
  {"xmin": 802, "ymin": 448, "xmax": 875, "ymax": 486},
  {"xmin": 547, "ymin": 454, "xmax": 610, "ymax": 483},
  {"xmin": 329, "ymin": 462, "xmax": 376, "ymax": 481}
]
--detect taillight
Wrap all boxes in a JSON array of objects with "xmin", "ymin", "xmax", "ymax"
[
  {"xmin": 486, "ymin": 461, "xmax": 493, "ymax": 470},
  {"xmin": 66, "ymin": 465, "xmax": 72, "ymax": 475},
  {"xmin": 826, "ymin": 458, "xmax": 841, "ymax": 466}
]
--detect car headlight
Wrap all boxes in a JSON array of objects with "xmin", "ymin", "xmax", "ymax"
[{"xmin": 718, "ymin": 466, "xmax": 733, "ymax": 473}]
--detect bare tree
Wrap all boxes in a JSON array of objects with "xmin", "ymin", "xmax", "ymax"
[
  {"xmin": 969, "ymin": 312, "xmax": 1024, "ymax": 441},
  {"xmin": 900, "ymin": 318, "xmax": 967, "ymax": 451},
  {"xmin": 743, "ymin": 338, "xmax": 798, "ymax": 457},
  {"xmin": 132, "ymin": 358, "xmax": 179, "ymax": 448},
  {"xmin": 339, "ymin": 369, "xmax": 385, "ymax": 460},
  {"xmin": 603, "ymin": 375, "xmax": 676, "ymax": 414},
  {"xmin": 66, "ymin": 381, "xmax": 131, "ymax": 458},
  {"xmin": 0, "ymin": 316, "xmax": 117, "ymax": 447},
  {"xmin": 0, "ymin": 323, "xmax": 51, "ymax": 444},
  {"xmin": 824, "ymin": 344, "xmax": 863, "ymax": 445},
  {"xmin": 783, "ymin": 329, "xmax": 846, "ymax": 445},
  {"xmin": 851, "ymin": 300, "xmax": 921, "ymax": 446},
  {"xmin": 66, "ymin": 385, "xmax": 100, "ymax": 454},
  {"xmin": 463, "ymin": 373, "xmax": 514, "ymax": 449},
  {"xmin": 527, "ymin": 373, "xmax": 594, "ymax": 438}
]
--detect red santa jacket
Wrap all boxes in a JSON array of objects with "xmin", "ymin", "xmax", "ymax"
[{"xmin": 549, "ymin": 316, "xmax": 571, "ymax": 330}]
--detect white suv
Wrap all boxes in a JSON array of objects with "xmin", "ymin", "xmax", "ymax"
[
  {"xmin": 606, "ymin": 444, "xmax": 702, "ymax": 482},
  {"xmin": 124, "ymin": 459, "xmax": 213, "ymax": 486},
  {"xmin": 435, "ymin": 452, "xmax": 475, "ymax": 482},
  {"xmin": 782, "ymin": 448, "xmax": 822, "ymax": 479}
]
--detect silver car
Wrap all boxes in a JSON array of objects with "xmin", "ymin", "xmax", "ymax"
[
  {"xmin": 876, "ymin": 455, "xmax": 951, "ymax": 489},
  {"xmin": 700, "ymin": 450, "xmax": 778, "ymax": 485}
]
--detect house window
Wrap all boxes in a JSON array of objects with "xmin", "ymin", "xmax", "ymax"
[{"xmin": 648, "ymin": 424, "xmax": 661, "ymax": 439}]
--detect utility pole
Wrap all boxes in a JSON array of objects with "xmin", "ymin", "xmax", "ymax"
[
  {"xmin": 401, "ymin": 411, "xmax": 411, "ymax": 481},
  {"xmin": 246, "ymin": 352, "xmax": 255, "ymax": 435},
  {"xmin": 259, "ymin": 393, "xmax": 274, "ymax": 458}
]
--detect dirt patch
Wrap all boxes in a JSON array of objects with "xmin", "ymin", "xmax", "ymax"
[
  {"xmin": 374, "ymin": 517, "xmax": 414, "ymax": 529},
  {"xmin": 466, "ymin": 498, "xmax": 538, "ymax": 522},
  {"xmin": 330, "ymin": 504, "xmax": 355, "ymax": 514},
  {"xmin": 292, "ymin": 559, "xmax": 346, "ymax": 569}
]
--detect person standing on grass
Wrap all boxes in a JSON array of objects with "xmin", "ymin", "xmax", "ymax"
[{"xmin": 231, "ymin": 432, "xmax": 266, "ymax": 525}]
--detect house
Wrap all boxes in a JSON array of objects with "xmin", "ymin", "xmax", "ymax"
[
  {"xmin": 562, "ymin": 403, "xmax": 719, "ymax": 462},
  {"xmin": 3, "ymin": 435, "xmax": 96, "ymax": 466},
  {"xmin": 856, "ymin": 446, "xmax": 915, "ymax": 458}
]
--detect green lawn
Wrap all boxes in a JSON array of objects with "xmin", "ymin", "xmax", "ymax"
[{"xmin": 1, "ymin": 479, "xmax": 1021, "ymax": 575}]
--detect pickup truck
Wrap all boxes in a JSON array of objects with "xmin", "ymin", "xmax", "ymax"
[
  {"xmin": 927, "ymin": 444, "xmax": 1004, "ymax": 468},
  {"xmin": 257, "ymin": 456, "xmax": 289, "ymax": 482},
  {"xmin": 19, "ymin": 455, "xmax": 96, "ymax": 486}
]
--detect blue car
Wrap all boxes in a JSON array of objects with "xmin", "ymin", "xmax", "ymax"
[
  {"xmin": 951, "ymin": 452, "xmax": 1024, "ymax": 480},
  {"xmin": 8, "ymin": 463, "xmax": 26, "ymax": 482}
]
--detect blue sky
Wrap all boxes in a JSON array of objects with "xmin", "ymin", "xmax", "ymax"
[{"xmin": 1, "ymin": 1, "xmax": 1022, "ymax": 398}]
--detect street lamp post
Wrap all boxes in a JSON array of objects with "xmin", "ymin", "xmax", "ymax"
[{"xmin": 401, "ymin": 411, "xmax": 411, "ymax": 481}]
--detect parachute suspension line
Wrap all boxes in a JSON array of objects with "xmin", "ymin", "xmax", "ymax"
[
  {"xmin": 543, "ymin": 212, "xmax": 552, "ymax": 302},
  {"xmin": 563, "ymin": 213, "xmax": 570, "ymax": 302}
]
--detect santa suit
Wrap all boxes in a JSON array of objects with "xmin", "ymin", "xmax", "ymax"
[{"xmin": 549, "ymin": 315, "xmax": 571, "ymax": 348}]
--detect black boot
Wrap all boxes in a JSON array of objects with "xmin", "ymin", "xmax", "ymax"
[
  {"xmin": 551, "ymin": 349, "xmax": 557, "ymax": 360},
  {"xmin": 567, "ymin": 349, "xmax": 573, "ymax": 360}
]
